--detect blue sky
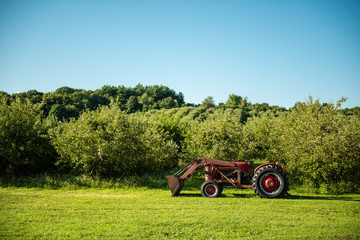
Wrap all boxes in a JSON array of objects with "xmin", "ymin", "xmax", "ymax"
[{"xmin": 0, "ymin": 0, "xmax": 359, "ymax": 108}]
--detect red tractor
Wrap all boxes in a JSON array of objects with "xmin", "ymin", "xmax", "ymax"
[{"xmin": 166, "ymin": 157, "xmax": 289, "ymax": 198}]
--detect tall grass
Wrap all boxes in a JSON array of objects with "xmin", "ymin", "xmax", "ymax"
[
  {"xmin": 0, "ymin": 173, "xmax": 207, "ymax": 191},
  {"xmin": 0, "ymin": 174, "xmax": 162, "ymax": 189}
]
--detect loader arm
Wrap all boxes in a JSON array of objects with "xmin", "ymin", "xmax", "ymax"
[{"xmin": 166, "ymin": 157, "xmax": 237, "ymax": 196}]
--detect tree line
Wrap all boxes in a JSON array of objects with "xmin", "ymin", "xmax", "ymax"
[
  {"xmin": 0, "ymin": 85, "xmax": 359, "ymax": 193},
  {"xmin": 0, "ymin": 84, "xmax": 186, "ymax": 121}
]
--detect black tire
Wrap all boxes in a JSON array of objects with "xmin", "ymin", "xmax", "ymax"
[
  {"xmin": 218, "ymin": 183, "xmax": 223, "ymax": 196},
  {"xmin": 252, "ymin": 165, "xmax": 289, "ymax": 198},
  {"xmin": 200, "ymin": 180, "xmax": 222, "ymax": 198}
]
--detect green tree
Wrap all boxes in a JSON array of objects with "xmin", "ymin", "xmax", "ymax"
[
  {"xmin": 0, "ymin": 98, "xmax": 56, "ymax": 175},
  {"xmin": 222, "ymin": 94, "xmax": 252, "ymax": 122},
  {"xmin": 158, "ymin": 97, "xmax": 176, "ymax": 109},
  {"xmin": 242, "ymin": 112, "xmax": 277, "ymax": 161},
  {"xmin": 139, "ymin": 92, "xmax": 154, "ymax": 111},
  {"xmin": 126, "ymin": 96, "xmax": 140, "ymax": 113},
  {"xmin": 226, "ymin": 94, "xmax": 243, "ymax": 106},
  {"xmin": 184, "ymin": 110, "xmax": 245, "ymax": 162},
  {"xmin": 51, "ymin": 104, "xmax": 178, "ymax": 176},
  {"xmin": 48, "ymin": 104, "xmax": 79, "ymax": 120},
  {"xmin": 201, "ymin": 96, "xmax": 216, "ymax": 109},
  {"xmin": 13, "ymin": 90, "xmax": 43, "ymax": 104},
  {"xmin": 269, "ymin": 98, "xmax": 360, "ymax": 193},
  {"xmin": 54, "ymin": 86, "xmax": 78, "ymax": 95}
]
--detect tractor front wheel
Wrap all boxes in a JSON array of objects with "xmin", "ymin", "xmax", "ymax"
[
  {"xmin": 252, "ymin": 165, "xmax": 289, "ymax": 198},
  {"xmin": 200, "ymin": 180, "xmax": 222, "ymax": 198}
]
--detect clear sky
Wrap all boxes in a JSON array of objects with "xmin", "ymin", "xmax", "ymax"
[{"xmin": 1, "ymin": 0, "xmax": 359, "ymax": 108}]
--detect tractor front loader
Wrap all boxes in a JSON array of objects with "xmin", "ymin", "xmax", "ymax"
[{"xmin": 166, "ymin": 157, "xmax": 289, "ymax": 198}]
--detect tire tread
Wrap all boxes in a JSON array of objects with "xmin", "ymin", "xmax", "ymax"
[{"xmin": 252, "ymin": 165, "xmax": 289, "ymax": 198}]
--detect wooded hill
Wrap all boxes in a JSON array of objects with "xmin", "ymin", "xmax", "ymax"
[{"xmin": 1, "ymin": 84, "xmax": 359, "ymax": 121}]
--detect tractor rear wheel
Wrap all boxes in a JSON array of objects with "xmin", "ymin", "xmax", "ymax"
[
  {"xmin": 252, "ymin": 165, "xmax": 289, "ymax": 198},
  {"xmin": 200, "ymin": 180, "xmax": 222, "ymax": 198}
]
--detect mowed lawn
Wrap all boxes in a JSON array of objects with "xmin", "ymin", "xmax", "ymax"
[{"xmin": 0, "ymin": 187, "xmax": 359, "ymax": 239}]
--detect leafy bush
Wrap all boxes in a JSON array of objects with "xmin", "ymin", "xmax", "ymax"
[
  {"xmin": 183, "ymin": 110, "xmax": 246, "ymax": 162},
  {"xmin": 241, "ymin": 112, "xmax": 277, "ymax": 161},
  {"xmin": 269, "ymin": 98, "xmax": 360, "ymax": 193},
  {"xmin": 136, "ymin": 112, "xmax": 187, "ymax": 153},
  {"xmin": 50, "ymin": 103, "xmax": 179, "ymax": 176},
  {"xmin": 0, "ymin": 98, "xmax": 56, "ymax": 175}
]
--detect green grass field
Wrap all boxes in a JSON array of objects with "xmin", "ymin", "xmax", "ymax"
[{"xmin": 1, "ymin": 186, "xmax": 359, "ymax": 239}]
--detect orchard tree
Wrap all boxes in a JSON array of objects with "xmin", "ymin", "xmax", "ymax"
[
  {"xmin": 51, "ymin": 103, "xmax": 179, "ymax": 176},
  {"xmin": 184, "ymin": 110, "xmax": 246, "ymax": 162},
  {"xmin": 269, "ymin": 97, "xmax": 360, "ymax": 193},
  {"xmin": 0, "ymin": 98, "xmax": 56, "ymax": 175}
]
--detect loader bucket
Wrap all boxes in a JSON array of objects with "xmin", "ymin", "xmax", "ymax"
[{"xmin": 166, "ymin": 175, "xmax": 184, "ymax": 196}]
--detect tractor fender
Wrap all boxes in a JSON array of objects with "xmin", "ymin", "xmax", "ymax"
[{"xmin": 254, "ymin": 161, "xmax": 285, "ymax": 173}]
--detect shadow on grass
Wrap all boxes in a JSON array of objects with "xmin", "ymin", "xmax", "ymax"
[
  {"xmin": 230, "ymin": 193, "xmax": 257, "ymax": 198},
  {"xmin": 173, "ymin": 193, "xmax": 202, "ymax": 198},
  {"xmin": 284, "ymin": 194, "xmax": 360, "ymax": 202},
  {"xmin": 170, "ymin": 191, "xmax": 257, "ymax": 198},
  {"xmin": 168, "ymin": 193, "xmax": 257, "ymax": 198},
  {"xmin": 167, "ymin": 192, "xmax": 359, "ymax": 201}
]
